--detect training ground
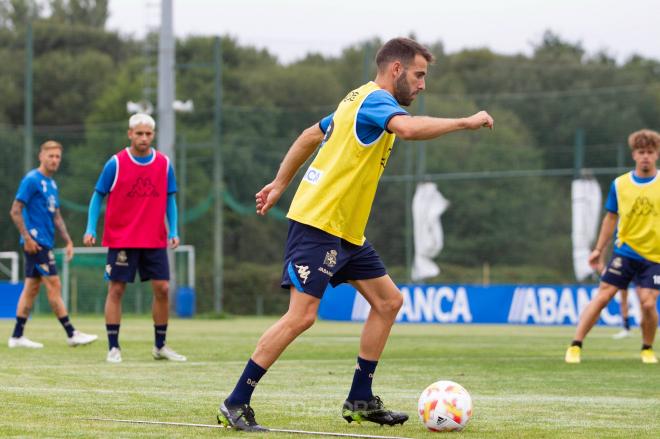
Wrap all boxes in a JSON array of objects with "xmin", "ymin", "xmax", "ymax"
[{"xmin": 1, "ymin": 316, "xmax": 658, "ymax": 438}]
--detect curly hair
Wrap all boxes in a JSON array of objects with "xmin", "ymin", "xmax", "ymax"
[{"xmin": 628, "ymin": 129, "xmax": 660, "ymax": 151}]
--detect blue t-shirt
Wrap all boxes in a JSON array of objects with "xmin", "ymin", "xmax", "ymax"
[
  {"xmin": 15, "ymin": 169, "xmax": 60, "ymax": 248},
  {"xmin": 319, "ymin": 89, "xmax": 408, "ymax": 144},
  {"xmin": 95, "ymin": 148, "xmax": 177, "ymax": 195},
  {"xmin": 605, "ymin": 172, "xmax": 657, "ymax": 261}
]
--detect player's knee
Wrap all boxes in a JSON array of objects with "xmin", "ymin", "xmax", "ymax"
[
  {"xmin": 640, "ymin": 298, "xmax": 658, "ymax": 314},
  {"xmin": 295, "ymin": 313, "xmax": 316, "ymax": 332},
  {"xmin": 375, "ymin": 293, "xmax": 403, "ymax": 317},
  {"xmin": 285, "ymin": 311, "xmax": 316, "ymax": 333},
  {"xmin": 107, "ymin": 286, "xmax": 125, "ymax": 301},
  {"xmin": 153, "ymin": 287, "xmax": 169, "ymax": 301}
]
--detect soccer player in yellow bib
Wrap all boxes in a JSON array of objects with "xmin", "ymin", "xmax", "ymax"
[
  {"xmin": 565, "ymin": 129, "xmax": 660, "ymax": 364},
  {"xmin": 217, "ymin": 37, "xmax": 494, "ymax": 431}
]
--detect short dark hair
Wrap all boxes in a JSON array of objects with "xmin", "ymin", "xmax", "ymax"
[
  {"xmin": 628, "ymin": 129, "xmax": 660, "ymax": 152},
  {"xmin": 376, "ymin": 37, "xmax": 434, "ymax": 71}
]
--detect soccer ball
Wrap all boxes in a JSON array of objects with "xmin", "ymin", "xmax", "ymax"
[{"xmin": 418, "ymin": 380, "xmax": 473, "ymax": 432}]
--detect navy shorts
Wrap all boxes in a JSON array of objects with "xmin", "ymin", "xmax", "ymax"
[
  {"xmin": 280, "ymin": 221, "xmax": 387, "ymax": 298},
  {"xmin": 601, "ymin": 253, "xmax": 660, "ymax": 289},
  {"xmin": 24, "ymin": 247, "xmax": 57, "ymax": 278},
  {"xmin": 106, "ymin": 248, "xmax": 169, "ymax": 283}
]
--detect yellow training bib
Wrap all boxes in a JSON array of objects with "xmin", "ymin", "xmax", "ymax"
[
  {"xmin": 287, "ymin": 82, "xmax": 397, "ymax": 245},
  {"xmin": 615, "ymin": 171, "xmax": 660, "ymax": 262}
]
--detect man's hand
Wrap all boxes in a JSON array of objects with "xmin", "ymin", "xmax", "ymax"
[
  {"xmin": 83, "ymin": 233, "xmax": 96, "ymax": 247},
  {"xmin": 588, "ymin": 249, "xmax": 605, "ymax": 273},
  {"xmin": 23, "ymin": 237, "xmax": 41, "ymax": 254},
  {"xmin": 464, "ymin": 111, "xmax": 494, "ymax": 130},
  {"xmin": 64, "ymin": 240, "xmax": 74, "ymax": 262},
  {"xmin": 169, "ymin": 237, "xmax": 180, "ymax": 249},
  {"xmin": 256, "ymin": 181, "xmax": 284, "ymax": 216}
]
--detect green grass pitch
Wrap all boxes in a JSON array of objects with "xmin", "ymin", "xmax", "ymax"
[{"xmin": 1, "ymin": 316, "xmax": 658, "ymax": 438}]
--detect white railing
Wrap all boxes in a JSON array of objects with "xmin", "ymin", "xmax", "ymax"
[{"xmin": 0, "ymin": 251, "xmax": 19, "ymax": 284}]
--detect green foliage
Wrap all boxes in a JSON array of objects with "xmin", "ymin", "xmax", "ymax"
[{"xmin": 0, "ymin": 18, "xmax": 659, "ymax": 313}]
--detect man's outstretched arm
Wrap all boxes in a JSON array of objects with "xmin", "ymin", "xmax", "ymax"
[{"xmin": 387, "ymin": 111, "xmax": 494, "ymax": 140}]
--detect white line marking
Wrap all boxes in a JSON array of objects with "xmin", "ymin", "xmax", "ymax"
[{"xmin": 84, "ymin": 418, "xmax": 414, "ymax": 439}]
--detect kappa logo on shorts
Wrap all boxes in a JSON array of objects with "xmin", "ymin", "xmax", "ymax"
[
  {"xmin": 48, "ymin": 251, "xmax": 55, "ymax": 262},
  {"xmin": 105, "ymin": 264, "xmax": 112, "ymax": 275},
  {"xmin": 116, "ymin": 250, "xmax": 129, "ymax": 266},
  {"xmin": 295, "ymin": 264, "xmax": 311, "ymax": 284},
  {"xmin": 611, "ymin": 257, "xmax": 622, "ymax": 269}
]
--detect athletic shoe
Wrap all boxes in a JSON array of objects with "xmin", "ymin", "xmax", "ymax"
[
  {"xmin": 342, "ymin": 395, "xmax": 409, "ymax": 426},
  {"xmin": 8, "ymin": 336, "xmax": 43, "ymax": 349},
  {"xmin": 106, "ymin": 347, "xmax": 122, "ymax": 363},
  {"xmin": 217, "ymin": 400, "xmax": 268, "ymax": 432},
  {"xmin": 565, "ymin": 346, "xmax": 581, "ymax": 364},
  {"xmin": 641, "ymin": 349, "xmax": 658, "ymax": 364},
  {"xmin": 67, "ymin": 331, "xmax": 98, "ymax": 347},
  {"xmin": 152, "ymin": 345, "xmax": 187, "ymax": 362},
  {"xmin": 612, "ymin": 329, "xmax": 631, "ymax": 339}
]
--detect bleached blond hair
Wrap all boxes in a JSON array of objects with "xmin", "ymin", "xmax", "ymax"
[{"xmin": 129, "ymin": 113, "xmax": 156, "ymax": 129}]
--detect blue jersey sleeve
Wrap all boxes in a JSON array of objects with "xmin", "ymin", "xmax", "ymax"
[
  {"xmin": 605, "ymin": 181, "xmax": 618, "ymax": 213},
  {"xmin": 85, "ymin": 191, "xmax": 104, "ymax": 237},
  {"xmin": 166, "ymin": 193, "xmax": 178, "ymax": 238},
  {"xmin": 356, "ymin": 90, "xmax": 408, "ymax": 144},
  {"xmin": 95, "ymin": 157, "xmax": 117, "ymax": 194},
  {"xmin": 167, "ymin": 164, "xmax": 177, "ymax": 194},
  {"xmin": 319, "ymin": 113, "xmax": 334, "ymax": 133},
  {"xmin": 15, "ymin": 174, "xmax": 37, "ymax": 204}
]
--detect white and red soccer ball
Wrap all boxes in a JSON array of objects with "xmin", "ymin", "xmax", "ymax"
[{"xmin": 418, "ymin": 380, "xmax": 473, "ymax": 432}]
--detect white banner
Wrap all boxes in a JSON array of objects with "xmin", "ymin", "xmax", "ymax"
[
  {"xmin": 571, "ymin": 178, "xmax": 602, "ymax": 281},
  {"xmin": 412, "ymin": 182, "xmax": 449, "ymax": 281}
]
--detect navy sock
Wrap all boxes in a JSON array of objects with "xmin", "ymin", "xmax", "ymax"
[
  {"xmin": 571, "ymin": 340, "xmax": 582, "ymax": 348},
  {"xmin": 58, "ymin": 315, "xmax": 75, "ymax": 338},
  {"xmin": 226, "ymin": 358, "xmax": 267, "ymax": 406},
  {"xmin": 155, "ymin": 324, "xmax": 167, "ymax": 349},
  {"xmin": 106, "ymin": 324, "xmax": 120, "ymax": 350},
  {"xmin": 642, "ymin": 344, "xmax": 652, "ymax": 350},
  {"xmin": 347, "ymin": 356, "xmax": 378, "ymax": 401},
  {"xmin": 624, "ymin": 317, "xmax": 632, "ymax": 330},
  {"xmin": 12, "ymin": 317, "xmax": 27, "ymax": 338}
]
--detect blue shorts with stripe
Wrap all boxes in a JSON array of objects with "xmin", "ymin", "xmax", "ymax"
[
  {"xmin": 600, "ymin": 253, "xmax": 660, "ymax": 289},
  {"xmin": 280, "ymin": 220, "xmax": 387, "ymax": 299},
  {"xmin": 24, "ymin": 247, "xmax": 57, "ymax": 278}
]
